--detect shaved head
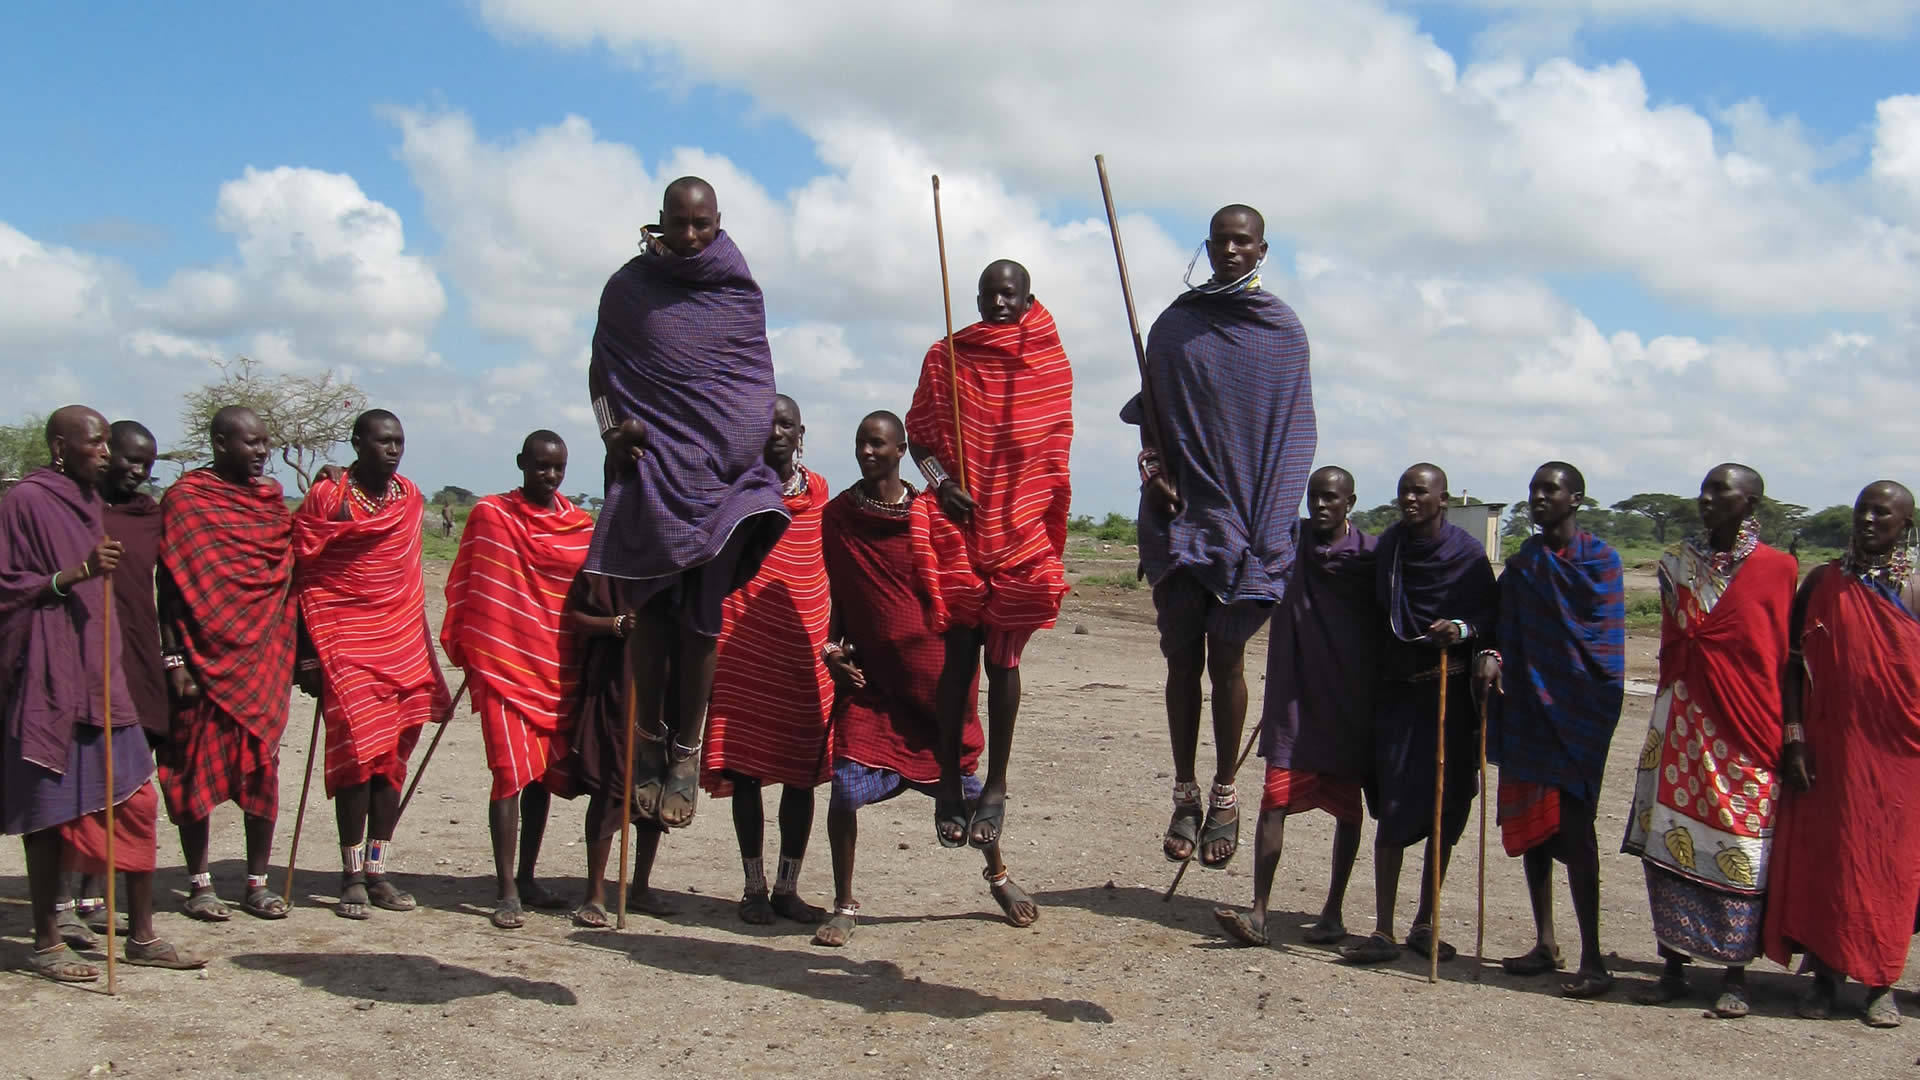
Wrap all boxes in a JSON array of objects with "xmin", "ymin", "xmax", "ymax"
[
  {"xmin": 1706, "ymin": 462, "xmax": 1764, "ymax": 500},
  {"xmin": 1864, "ymin": 479, "xmax": 1915, "ymax": 511},
  {"xmin": 980, "ymin": 259, "xmax": 1030, "ymax": 295},
  {"xmin": 109, "ymin": 419, "xmax": 155, "ymax": 450},
  {"xmin": 44, "ymin": 405, "xmax": 110, "ymax": 485},
  {"xmin": 1403, "ymin": 461, "xmax": 1448, "ymax": 492},
  {"xmin": 1210, "ymin": 203, "xmax": 1266, "ymax": 239},
  {"xmin": 1310, "ymin": 464, "xmax": 1355, "ymax": 495},
  {"xmin": 521, "ymin": 428, "xmax": 565, "ymax": 456},
  {"xmin": 210, "ymin": 405, "xmax": 260, "ymax": 443},
  {"xmin": 46, "ymin": 404, "xmax": 104, "ymax": 449},
  {"xmin": 863, "ymin": 410, "xmax": 905, "ymax": 443},
  {"xmin": 663, "ymin": 175, "xmax": 717, "ymax": 211},
  {"xmin": 1536, "ymin": 460, "xmax": 1585, "ymax": 496}
]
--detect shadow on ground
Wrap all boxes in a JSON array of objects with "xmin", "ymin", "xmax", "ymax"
[
  {"xmin": 228, "ymin": 951, "xmax": 578, "ymax": 1005},
  {"xmin": 571, "ymin": 929, "xmax": 1113, "ymax": 1023}
]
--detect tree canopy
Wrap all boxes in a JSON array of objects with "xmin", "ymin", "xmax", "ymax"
[{"xmin": 177, "ymin": 356, "xmax": 365, "ymax": 493}]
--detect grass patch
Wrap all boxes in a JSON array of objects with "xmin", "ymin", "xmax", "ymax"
[
  {"xmin": 1076, "ymin": 573, "xmax": 1141, "ymax": 590},
  {"xmin": 1625, "ymin": 592, "xmax": 1662, "ymax": 629}
]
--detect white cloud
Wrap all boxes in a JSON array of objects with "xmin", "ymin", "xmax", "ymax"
[
  {"xmin": 1421, "ymin": 0, "xmax": 1920, "ymax": 36},
  {"xmin": 0, "ymin": 224, "xmax": 119, "ymax": 347},
  {"xmin": 1874, "ymin": 95, "xmax": 1920, "ymax": 221},
  {"xmin": 474, "ymin": 0, "xmax": 1920, "ymax": 319},
  {"xmin": 140, "ymin": 166, "xmax": 445, "ymax": 368}
]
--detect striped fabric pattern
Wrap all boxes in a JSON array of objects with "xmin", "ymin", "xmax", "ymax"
[
  {"xmin": 475, "ymin": 682, "xmax": 569, "ymax": 801},
  {"xmin": 701, "ymin": 468, "xmax": 834, "ymax": 795},
  {"xmin": 293, "ymin": 474, "xmax": 451, "ymax": 794},
  {"xmin": 904, "ymin": 301, "xmax": 1072, "ymax": 655}
]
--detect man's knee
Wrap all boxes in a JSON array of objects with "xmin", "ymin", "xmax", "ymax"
[
  {"xmin": 1205, "ymin": 638, "xmax": 1247, "ymax": 683},
  {"xmin": 1166, "ymin": 639, "xmax": 1207, "ymax": 680}
]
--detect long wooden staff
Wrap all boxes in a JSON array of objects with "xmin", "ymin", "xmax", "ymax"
[
  {"xmin": 282, "ymin": 698, "xmax": 324, "ymax": 907},
  {"xmin": 102, "ymin": 580, "xmax": 118, "ymax": 996},
  {"xmin": 396, "ymin": 677, "xmax": 470, "ymax": 820},
  {"xmin": 1093, "ymin": 155, "xmax": 1174, "ymax": 473},
  {"xmin": 1429, "ymin": 658, "xmax": 1450, "ymax": 985},
  {"xmin": 1162, "ymin": 722, "xmax": 1261, "ymax": 902},
  {"xmin": 615, "ymin": 657, "xmax": 640, "ymax": 931},
  {"xmin": 1474, "ymin": 689, "xmax": 1490, "ymax": 982},
  {"xmin": 929, "ymin": 175, "xmax": 968, "ymax": 495}
]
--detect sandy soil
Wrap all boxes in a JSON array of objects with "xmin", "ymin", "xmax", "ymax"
[{"xmin": 5, "ymin": 553, "xmax": 1916, "ymax": 1080}]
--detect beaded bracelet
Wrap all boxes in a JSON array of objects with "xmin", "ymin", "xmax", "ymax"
[
  {"xmin": 1137, "ymin": 449, "xmax": 1163, "ymax": 485},
  {"xmin": 919, "ymin": 456, "xmax": 951, "ymax": 489},
  {"xmin": 1784, "ymin": 722, "xmax": 1806, "ymax": 743},
  {"xmin": 163, "ymin": 654, "xmax": 187, "ymax": 671},
  {"xmin": 49, "ymin": 571, "xmax": 67, "ymax": 597}
]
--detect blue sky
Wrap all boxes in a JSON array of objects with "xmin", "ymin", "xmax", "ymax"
[{"xmin": 3, "ymin": 1, "xmax": 1916, "ymax": 514}]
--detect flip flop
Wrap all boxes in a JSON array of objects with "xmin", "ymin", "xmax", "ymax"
[
  {"xmin": 1338, "ymin": 932, "xmax": 1401, "ymax": 965},
  {"xmin": 968, "ymin": 795, "xmax": 1006, "ymax": 850},
  {"xmin": 183, "ymin": 890, "xmax": 232, "ymax": 922},
  {"xmin": 1634, "ymin": 974, "xmax": 1689, "ymax": 1005},
  {"xmin": 241, "ymin": 887, "xmax": 290, "ymax": 920},
  {"xmin": 28, "ymin": 943, "xmax": 99, "ymax": 983},
  {"xmin": 1866, "ymin": 989, "xmax": 1903, "ymax": 1029},
  {"xmin": 491, "ymin": 897, "xmax": 525, "ymax": 930},
  {"xmin": 812, "ymin": 908, "xmax": 858, "ymax": 948},
  {"xmin": 739, "ymin": 889, "xmax": 775, "ymax": 925},
  {"xmin": 571, "ymin": 901, "xmax": 612, "ymax": 929},
  {"xmin": 654, "ymin": 755, "xmax": 700, "ymax": 830},
  {"xmin": 366, "ymin": 878, "xmax": 416, "ymax": 912},
  {"xmin": 1302, "ymin": 921, "xmax": 1349, "ymax": 945},
  {"xmin": 1163, "ymin": 802, "xmax": 1202, "ymax": 863},
  {"xmin": 986, "ymin": 868, "xmax": 1038, "ymax": 928},
  {"xmin": 1712, "ymin": 987, "xmax": 1751, "ymax": 1019},
  {"xmin": 1405, "ymin": 924, "xmax": 1456, "ymax": 963},
  {"xmin": 335, "ymin": 881, "xmax": 372, "ymax": 921},
  {"xmin": 771, "ymin": 892, "xmax": 825, "ymax": 925},
  {"xmin": 934, "ymin": 797, "xmax": 970, "ymax": 849},
  {"xmin": 1500, "ymin": 944, "xmax": 1564, "ymax": 976},
  {"xmin": 1213, "ymin": 908, "xmax": 1270, "ymax": 947},
  {"xmin": 1561, "ymin": 970, "xmax": 1614, "ymax": 1000},
  {"xmin": 125, "ymin": 937, "xmax": 208, "ymax": 970},
  {"xmin": 1196, "ymin": 803, "xmax": 1240, "ymax": 869}
]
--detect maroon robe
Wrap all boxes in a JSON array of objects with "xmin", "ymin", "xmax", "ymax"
[{"xmin": 105, "ymin": 495, "xmax": 168, "ymax": 741}]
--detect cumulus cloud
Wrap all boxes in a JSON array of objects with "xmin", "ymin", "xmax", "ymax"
[
  {"xmin": 0, "ymin": 224, "xmax": 120, "ymax": 348},
  {"xmin": 1423, "ymin": 0, "xmax": 1920, "ymax": 37}
]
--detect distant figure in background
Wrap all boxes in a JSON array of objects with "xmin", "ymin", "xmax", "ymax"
[
  {"xmin": 441, "ymin": 504, "xmax": 454, "ymax": 538},
  {"xmin": 441, "ymin": 430, "xmax": 594, "ymax": 930}
]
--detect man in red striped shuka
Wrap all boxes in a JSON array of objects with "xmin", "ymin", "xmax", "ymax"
[
  {"xmin": 293, "ymin": 409, "xmax": 452, "ymax": 921},
  {"xmin": 441, "ymin": 431, "xmax": 594, "ymax": 930},
  {"xmin": 906, "ymin": 259, "xmax": 1072, "ymax": 853},
  {"xmin": 701, "ymin": 395, "xmax": 832, "ymax": 926}
]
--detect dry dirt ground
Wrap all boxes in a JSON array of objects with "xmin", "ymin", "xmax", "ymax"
[{"xmin": 6, "ymin": 552, "xmax": 1919, "ymax": 1080}]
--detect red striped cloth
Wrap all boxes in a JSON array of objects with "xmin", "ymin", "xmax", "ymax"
[
  {"xmin": 60, "ymin": 781, "xmax": 159, "ymax": 874},
  {"xmin": 158, "ymin": 698, "xmax": 278, "ymax": 822},
  {"xmin": 1498, "ymin": 777, "xmax": 1561, "ymax": 857},
  {"xmin": 905, "ymin": 301, "xmax": 1072, "ymax": 667},
  {"xmin": 294, "ymin": 474, "xmax": 451, "ymax": 795},
  {"xmin": 1261, "ymin": 765, "xmax": 1363, "ymax": 824},
  {"xmin": 702, "ymin": 468, "xmax": 833, "ymax": 795},
  {"xmin": 441, "ymin": 491, "xmax": 593, "ymax": 799}
]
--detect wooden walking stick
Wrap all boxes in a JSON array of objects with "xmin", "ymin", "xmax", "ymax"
[
  {"xmin": 1429, "ymin": 657, "xmax": 1451, "ymax": 985},
  {"xmin": 1093, "ymin": 154, "xmax": 1175, "ymax": 474},
  {"xmin": 1162, "ymin": 722, "xmax": 1261, "ymax": 902},
  {"xmin": 102, "ymin": 579, "xmax": 118, "ymax": 996},
  {"xmin": 615, "ymin": 659, "xmax": 640, "ymax": 931},
  {"xmin": 281, "ymin": 698, "xmax": 324, "ymax": 907},
  {"xmin": 396, "ymin": 677, "xmax": 469, "ymax": 820},
  {"xmin": 1474, "ymin": 688, "xmax": 1490, "ymax": 982},
  {"xmin": 929, "ymin": 174, "xmax": 968, "ymax": 495}
]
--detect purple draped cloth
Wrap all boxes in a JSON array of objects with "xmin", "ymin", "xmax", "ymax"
[
  {"xmin": 1367, "ymin": 519, "xmax": 1497, "ymax": 848},
  {"xmin": 585, "ymin": 231, "xmax": 789, "ymax": 582},
  {"xmin": 1122, "ymin": 288, "xmax": 1314, "ymax": 604},
  {"xmin": 105, "ymin": 495, "xmax": 169, "ymax": 742},
  {"xmin": 1, "ymin": 467, "xmax": 149, "ymax": 835},
  {"xmin": 1260, "ymin": 521, "xmax": 1380, "ymax": 779}
]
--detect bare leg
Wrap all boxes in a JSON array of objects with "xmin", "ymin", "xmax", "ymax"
[
  {"xmin": 971, "ymin": 661, "xmax": 1019, "ymax": 846},
  {"xmin": 1405, "ymin": 834, "xmax": 1454, "ymax": 930},
  {"xmin": 25, "ymin": 830, "xmax": 66, "ymax": 952},
  {"xmin": 1162, "ymin": 637, "xmax": 1205, "ymax": 861},
  {"xmin": 243, "ymin": 813, "xmax": 275, "ymax": 879},
  {"xmin": 1246, "ymin": 807, "xmax": 1286, "ymax": 936},
  {"xmin": 815, "ymin": 803, "xmax": 859, "ymax": 946},
  {"xmin": 1371, "ymin": 835, "xmax": 1403, "ymax": 937},
  {"xmin": 1567, "ymin": 843, "xmax": 1607, "ymax": 976},
  {"xmin": 932, "ymin": 629, "xmax": 983, "ymax": 844},
  {"xmin": 730, "ymin": 773, "xmax": 766, "ymax": 869},
  {"xmin": 1522, "ymin": 847, "xmax": 1557, "ymax": 952},
  {"xmin": 489, "ymin": 794, "xmax": 521, "ymax": 903},
  {"xmin": 1319, "ymin": 819, "xmax": 1362, "ymax": 933},
  {"xmin": 1200, "ymin": 635, "xmax": 1249, "ymax": 864},
  {"xmin": 125, "ymin": 870, "xmax": 156, "ymax": 943},
  {"xmin": 771, "ymin": 785, "xmax": 822, "ymax": 921},
  {"xmin": 981, "ymin": 843, "xmax": 1038, "ymax": 927},
  {"xmin": 514, "ymin": 784, "xmax": 553, "ymax": 899},
  {"xmin": 363, "ymin": 775, "xmax": 412, "ymax": 910},
  {"xmin": 657, "ymin": 631, "xmax": 717, "ymax": 829},
  {"xmin": 333, "ymin": 780, "xmax": 371, "ymax": 916}
]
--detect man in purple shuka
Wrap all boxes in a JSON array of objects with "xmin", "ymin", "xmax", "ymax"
[{"xmin": 586, "ymin": 176, "xmax": 791, "ymax": 833}]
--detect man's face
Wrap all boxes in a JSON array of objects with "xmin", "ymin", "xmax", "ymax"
[
  {"xmin": 1853, "ymin": 483, "xmax": 1913, "ymax": 557},
  {"xmin": 105, "ymin": 432, "xmax": 156, "ymax": 498},
  {"xmin": 854, "ymin": 419, "xmax": 904, "ymax": 483},
  {"xmin": 1307, "ymin": 472, "xmax": 1355, "ymax": 536},
  {"xmin": 1207, "ymin": 210, "xmax": 1267, "ymax": 283},
  {"xmin": 1398, "ymin": 468, "xmax": 1446, "ymax": 527},
  {"xmin": 518, "ymin": 439, "xmax": 567, "ymax": 505},
  {"xmin": 1697, "ymin": 467, "xmax": 1754, "ymax": 535},
  {"xmin": 353, "ymin": 417, "xmax": 405, "ymax": 478},
  {"xmin": 59, "ymin": 412, "xmax": 112, "ymax": 488},
  {"xmin": 766, "ymin": 398, "xmax": 803, "ymax": 469},
  {"xmin": 1528, "ymin": 466, "xmax": 1579, "ymax": 531},
  {"xmin": 657, "ymin": 187, "xmax": 720, "ymax": 257},
  {"xmin": 213, "ymin": 413, "xmax": 272, "ymax": 480},
  {"xmin": 976, "ymin": 264, "xmax": 1033, "ymax": 325}
]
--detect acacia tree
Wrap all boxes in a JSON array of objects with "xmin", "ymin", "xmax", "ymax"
[
  {"xmin": 0, "ymin": 416, "xmax": 44, "ymax": 480},
  {"xmin": 1611, "ymin": 493, "xmax": 1697, "ymax": 544},
  {"xmin": 177, "ymin": 357, "xmax": 364, "ymax": 492}
]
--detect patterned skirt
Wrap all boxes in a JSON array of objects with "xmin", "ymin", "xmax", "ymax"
[{"xmin": 1645, "ymin": 861, "xmax": 1764, "ymax": 964}]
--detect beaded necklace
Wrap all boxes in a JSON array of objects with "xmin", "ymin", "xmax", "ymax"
[
  {"xmin": 854, "ymin": 480, "xmax": 916, "ymax": 518},
  {"xmin": 347, "ymin": 473, "xmax": 397, "ymax": 516},
  {"xmin": 781, "ymin": 464, "xmax": 809, "ymax": 498},
  {"xmin": 1695, "ymin": 516, "xmax": 1760, "ymax": 578},
  {"xmin": 1841, "ymin": 542, "xmax": 1917, "ymax": 589}
]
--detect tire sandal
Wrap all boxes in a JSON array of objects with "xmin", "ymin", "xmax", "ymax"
[
  {"xmin": 366, "ymin": 878, "xmax": 416, "ymax": 912},
  {"xmin": 491, "ymin": 897, "xmax": 525, "ymax": 930},
  {"xmin": 125, "ymin": 937, "xmax": 207, "ymax": 970},
  {"xmin": 1711, "ymin": 985, "xmax": 1750, "ymax": 1019},
  {"xmin": 54, "ymin": 904, "xmax": 99, "ymax": 950},
  {"xmin": 813, "ymin": 904, "xmax": 859, "ymax": 947},
  {"xmin": 183, "ymin": 889, "xmax": 233, "ymax": 923},
  {"xmin": 516, "ymin": 879, "xmax": 570, "ymax": 912},
  {"xmin": 1500, "ymin": 943, "xmax": 1564, "ymax": 976},
  {"xmin": 1406, "ymin": 923, "xmax": 1457, "ymax": 963},
  {"xmin": 630, "ymin": 726, "xmax": 668, "ymax": 821},
  {"xmin": 1561, "ymin": 969, "xmax": 1614, "ymax": 999},
  {"xmin": 28, "ymin": 943, "xmax": 99, "ymax": 983},
  {"xmin": 1866, "ymin": 988, "xmax": 1903, "ymax": 1029},
  {"xmin": 968, "ymin": 793, "xmax": 1006, "ymax": 849},
  {"xmin": 985, "ymin": 866, "xmax": 1038, "ymax": 928},
  {"xmin": 771, "ymin": 892, "xmax": 825, "ymax": 925},
  {"xmin": 654, "ymin": 741, "xmax": 701, "ymax": 829},
  {"xmin": 1214, "ymin": 909, "xmax": 1270, "ymax": 947},
  {"xmin": 1634, "ymin": 972, "xmax": 1688, "ymax": 1005},
  {"xmin": 1302, "ymin": 920, "xmax": 1349, "ymax": 945},
  {"xmin": 335, "ymin": 879, "xmax": 372, "ymax": 921},
  {"xmin": 1338, "ymin": 932, "xmax": 1402, "ymax": 965},
  {"xmin": 739, "ymin": 889, "xmax": 775, "ymax": 925},
  {"xmin": 934, "ymin": 796, "xmax": 971, "ymax": 849},
  {"xmin": 1163, "ymin": 799, "xmax": 1202, "ymax": 863},
  {"xmin": 241, "ymin": 886, "xmax": 291, "ymax": 920},
  {"xmin": 571, "ymin": 901, "xmax": 612, "ymax": 929},
  {"xmin": 1196, "ymin": 784, "xmax": 1241, "ymax": 870}
]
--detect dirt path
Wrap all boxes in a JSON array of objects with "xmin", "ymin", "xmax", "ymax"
[{"xmin": 4, "ymin": 566, "xmax": 1913, "ymax": 1080}]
